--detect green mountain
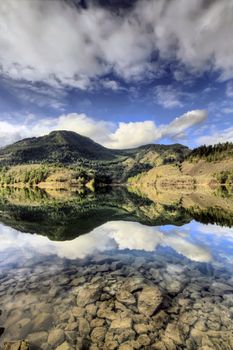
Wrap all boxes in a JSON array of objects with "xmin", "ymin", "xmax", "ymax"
[
  {"xmin": 0, "ymin": 130, "xmax": 190, "ymax": 166},
  {"xmin": 0, "ymin": 130, "xmax": 118, "ymax": 164}
]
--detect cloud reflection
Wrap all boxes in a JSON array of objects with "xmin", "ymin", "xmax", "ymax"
[{"xmin": 0, "ymin": 221, "xmax": 216, "ymax": 263}]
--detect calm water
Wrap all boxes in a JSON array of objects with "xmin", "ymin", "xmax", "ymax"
[{"xmin": 0, "ymin": 188, "xmax": 232, "ymax": 350}]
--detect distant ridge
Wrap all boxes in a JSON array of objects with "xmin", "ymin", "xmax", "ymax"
[{"xmin": 0, "ymin": 130, "xmax": 190, "ymax": 165}]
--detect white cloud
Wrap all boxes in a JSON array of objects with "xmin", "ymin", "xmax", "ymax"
[
  {"xmin": 101, "ymin": 79, "xmax": 122, "ymax": 91},
  {"xmin": 197, "ymin": 126, "xmax": 233, "ymax": 145},
  {"xmin": 107, "ymin": 121, "xmax": 161, "ymax": 149},
  {"xmin": 4, "ymin": 79, "xmax": 67, "ymax": 110},
  {"xmin": 161, "ymin": 109, "xmax": 207, "ymax": 138},
  {"xmin": 0, "ymin": 109, "xmax": 207, "ymax": 149},
  {"xmin": 198, "ymin": 224, "xmax": 233, "ymax": 242},
  {"xmin": 0, "ymin": 0, "xmax": 233, "ymax": 88},
  {"xmin": 0, "ymin": 221, "xmax": 212, "ymax": 262},
  {"xmin": 223, "ymin": 108, "xmax": 233, "ymax": 114},
  {"xmin": 226, "ymin": 81, "xmax": 233, "ymax": 97},
  {"xmin": 155, "ymin": 85, "xmax": 183, "ymax": 108}
]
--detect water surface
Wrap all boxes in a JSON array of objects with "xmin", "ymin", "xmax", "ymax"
[{"xmin": 0, "ymin": 188, "xmax": 232, "ymax": 350}]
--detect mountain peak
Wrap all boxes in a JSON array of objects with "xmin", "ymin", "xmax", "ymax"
[{"xmin": 0, "ymin": 130, "xmax": 117, "ymax": 164}]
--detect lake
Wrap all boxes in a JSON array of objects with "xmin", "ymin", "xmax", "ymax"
[{"xmin": 0, "ymin": 187, "xmax": 232, "ymax": 350}]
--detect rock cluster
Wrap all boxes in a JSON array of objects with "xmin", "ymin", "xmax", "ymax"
[
  {"xmin": 3, "ymin": 340, "xmax": 29, "ymax": 350},
  {"xmin": 0, "ymin": 251, "xmax": 232, "ymax": 350}
]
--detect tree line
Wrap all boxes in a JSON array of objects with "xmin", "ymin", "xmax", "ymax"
[{"xmin": 187, "ymin": 142, "xmax": 233, "ymax": 162}]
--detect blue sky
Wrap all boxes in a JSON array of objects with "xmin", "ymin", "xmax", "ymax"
[{"xmin": 0, "ymin": 0, "xmax": 233, "ymax": 149}]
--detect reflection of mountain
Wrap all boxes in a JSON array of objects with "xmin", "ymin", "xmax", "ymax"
[
  {"xmin": 0, "ymin": 187, "xmax": 191, "ymax": 240},
  {"xmin": 130, "ymin": 185, "xmax": 233, "ymax": 228},
  {"xmin": 0, "ymin": 187, "xmax": 233, "ymax": 241}
]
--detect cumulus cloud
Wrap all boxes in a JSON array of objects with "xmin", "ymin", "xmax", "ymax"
[
  {"xmin": 0, "ymin": 109, "xmax": 207, "ymax": 148},
  {"xmin": 0, "ymin": 0, "xmax": 233, "ymax": 88}
]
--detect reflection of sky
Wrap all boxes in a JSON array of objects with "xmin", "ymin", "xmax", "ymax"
[{"xmin": 0, "ymin": 220, "xmax": 232, "ymax": 267}]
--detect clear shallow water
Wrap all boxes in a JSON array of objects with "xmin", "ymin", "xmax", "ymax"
[{"xmin": 0, "ymin": 190, "xmax": 233, "ymax": 350}]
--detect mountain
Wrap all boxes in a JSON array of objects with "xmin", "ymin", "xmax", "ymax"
[
  {"xmin": 0, "ymin": 130, "xmax": 119, "ymax": 164},
  {"xmin": 0, "ymin": 130, "xmax": 190, "ymax": 166}
]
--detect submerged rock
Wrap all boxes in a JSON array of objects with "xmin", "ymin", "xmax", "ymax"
[
  {"xmin": 116, "ymin": 290, "xmax": 136, "ymax": 305},
  {"xmin": 138, "ymin": 285, "xmax": 163, "ymax": 317},
  {"xmin": 3, "ymin": 341, "xmax": 29, "ymax": 350},
  {"xmin": 55, "ymin": 341, "xmax": 75, "ymax": 350},
  {"xmin": 27, "ymin": 331, "xmax": 48, "ymax": 346},
  {"xmin": 91, "ymin": 326, "xmax": 107, "ymax": 343},
  {"xmin": 76, "ymin": 283, "xmax": 102, "ymax": 307},
  {"xmin": 110, "ymin": 317, "xmax": 133, "ymax": 330},
  {"xmin": 48, "ymin": 329, "xmax": 65, "ymax": 348}
]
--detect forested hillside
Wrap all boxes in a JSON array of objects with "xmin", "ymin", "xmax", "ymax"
[{"xmin": 186, "ymin": 142, "xmax": 233, "ymax": 162}]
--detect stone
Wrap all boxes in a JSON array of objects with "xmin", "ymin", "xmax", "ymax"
[
  {"xmin": 116, "ymin": 290, "xmax": 136, "ymax": 305},
  {"xmin": 65, "ymin": 331, "xmax": 76, "ymax": 344},
  {"xmin": 15, "ymin": 318, "xmax": 32, "ymax": 338},
  {"xmin": 114, "ymin": 329, "xmax": 136, "ymax": 344},
  {"xmin": 163, "ymin": 338, "xmax": 176, "ymax": 350},
  {"xmin": 118, "ymin": 343, "xmax": 134, "ymax": 350},
  {"xmin": 71, "ymin": 306, "xmax": 85, "ymax": 317},
  {"xmin": 48, "ymin": 329, "xmax": 65, "ymax": 348},
  {"xmin": 166, "ymin": 280, "xmax": 182, "ymax": 294},
  {"xmin": 138, "ymin": 286, "xmax": 163, "ymax": 317},
  {"xmin": 110, "ymin": 317, "xmax": 132, "ymax": 330},
  {"xmin": 55, "ymin": 341, "xmax": 74, "ymax": 350},
  {"xmin": 78, "ymin": 318, "xmax": 90, "ymax": 336},
  {"xmin": 134, "ymin": 323, "xmax": 151, "ymax": 334},
  {"xmin": 65, "ymin": 323, "xmax": 78, "ymax": 331},
  {"xmin": 97, "ymin": 307, "xmax": 118, "ymax": 321},
  {"xmin": 195, "ymin": 320, "xmax": 207, "ymax": 331},
  {"xmin": 152, "ymin": 310, "xmax": 168, "ymax": 327},
  {"xmin": 190, "ymin": 328, "xmax": 205, "ymax": 346},
  {"xmin": 179, "ymin": 312, "xmax": 197, "ymax": 326},
  {"xmin": 76, "ymin": 283, "xmax": 101, "ymax": 307},
  {"xmin": 122, "ymin": 277, "xmax": 145, "ymax": 293},
  {"xmin": 91, "ymin": 326, "xmax": 106, "ymax": 343},
  {"xmin": 165, "ymin": 324, "xmax": 183, "ymax": 345},
  {"xmin": 86, "ymin": 303, "xmax": 98, "ymax": 316},
  {"xmin": 211, "ymin": 282, "xmax": 233, "ymax": 294},
  {"xmin": 137, "ymin": 334, "xmax": 151, "ymax": 346},
  {"xmin": 3, "ymin": 341, "xmax": 29, "ymax": 350},
  {"xmin": 103, "ymin": 340, "xmax": 118, "ymax": 350},
  {"xmin": 32, "ymin": 312, "xmax": 53, "ymax": 331},
  {"xmin": 27, "ymin": 331, "xmax": 48, "ymax": 346},
  {"xmin": 149, "ymin": 268, "xmax": 161, "ymax": 281},
  {"xmin": 166, "ymin": 264, "xmax": 185, "ymax": 275},
  {"xmin": 72, "ymin": 276, "xmax": 86, "ymax": 286},
  {"xmin": 90, "ymin": 318, "xmax": 105, "ymax": 328}
]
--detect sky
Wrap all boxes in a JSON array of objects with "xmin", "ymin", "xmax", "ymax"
[{"xmin": 0, "ymin": 0, "xmax": 233, "ymax": 149}]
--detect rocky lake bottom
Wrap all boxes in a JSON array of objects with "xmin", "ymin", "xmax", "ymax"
[{"xmin": 0, "ymin": 189, "xmax": 232, "ymax": 350}]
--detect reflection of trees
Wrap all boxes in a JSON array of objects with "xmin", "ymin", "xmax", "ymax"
[
  {"xmin": 0, "ymin": 187, "xmax": 191, "ymax": 240},
  {"xmin": 186, "ymin": 206, "xmax": 233, "ymax": 227},
  {"xmin": 1, "ymin": 186, "xmax": 233, "ymax": 242}
]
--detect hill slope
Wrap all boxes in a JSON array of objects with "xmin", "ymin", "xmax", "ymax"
[
  {"xmin": 0, "ymin": 130, "xmax": 190, "ymax": 166},
  {"xmin": 0, "ymin": 130, "xmax": 119, "ymax": 164}
]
